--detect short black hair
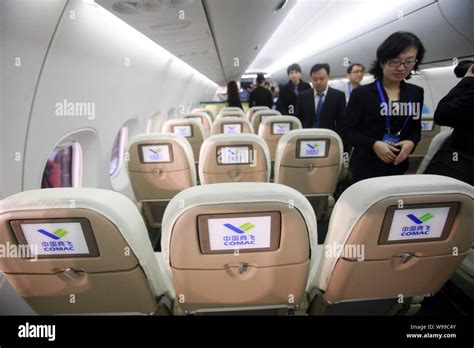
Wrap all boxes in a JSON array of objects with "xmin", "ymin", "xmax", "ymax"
[
  {"xmin": 310, "ymin": 63, "xmax": 330, "ymax": 76},
  {"xmin": 287, "ymin": 63, "xmax": 302, "ymax": 75},
  {"xmin": 347, "ymin": 63, "xmax": 365, "ymax": 74},
  {"xmin": 369, "ymin": 31, "xmax": 425, "ymax": 80},
  {"xmin": 256, "ymin": 73, "xmax": 265, "ymax": 85}
]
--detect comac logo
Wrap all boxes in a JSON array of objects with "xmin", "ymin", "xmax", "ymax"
[
  {"xmin": 421, "ymin": 121, "xmax": 432, "ymax": 131},
  {"xmin": 37, "ymin": 228, "xmax": 75, "ymax": 252},
  {"xmin": 406, "ymin": 213, "xmax": 434, "ymax": 224},
  {"xmin": 222, "ymin": 222, "xmax": 257, "ymax": 246},
  {"xmin": 223, "ymin": 222, "xmax": 255, "ymax": 234},
  {"xmin": 226, "ymin": 125, "xmax": 238, "ymax": 133},
  {"xmin": 401, "ymin": 213, "xmax": 434, "ymax": 236},
  {"xmin": 276, "ymin": 124, "xmax": 287, "ymax": 132},
  {"xmin": 305, "ymin": 142, "xmax": 320, "ymax": 155},
  {"xmin": 37, "ymin": 228, "xmax": 68, "ymax": 240},
  {"xmin": 148, "ymin": 146, "xmax": 165, "ymax": 160},
  {"xmin": 177, "ymin": 127, "xmax": 189, "ymax": 136},
  {"xmin": 228, "ymin": 148, "xmax": 241, "ymax": 156},
  {"xmin": 148, "ymin": 147, "xmax": 162, "ymax": 155},
  {"xmin": 227, "ymin": 148, "xmax": 244, "ymax": 162}
]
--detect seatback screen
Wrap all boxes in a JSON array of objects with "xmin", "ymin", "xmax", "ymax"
[
  {"xmin": 297, "ymin": 139, "xmax": 329, "ymax": 158},
  {"xmin": 198, "ymin": 211, "xmax": 281, "ymax": 254},
  {"xmin": 272, "ymin": 122, "xmax": 291, "ymax": 135},
  {"xmin": 217, "ymin": 145, "xmax": 252, "ymax": 165},
  {"xmin": 139, "ymin": 144, "xmax": 172, "ymax": 163},
  {"xmin": 222, "ymin": 123, "xmax": 242, "ymax": 134},
  {"xmin": 10, "ymin": 218, "xmax": 99, "ymax": 258},
  {"xmin": 421, "ymin": 120, "xmax": 434, "ymax": 132},
  {"xmin": 172, "ymin": 125, "xmax": 193, "ymax": 138},
  {"xmin": 378, "ymin": 203, "xmax": 458, "ymax": 244}
]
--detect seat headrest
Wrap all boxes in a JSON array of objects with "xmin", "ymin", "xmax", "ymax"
[
  {"xmin": 198, "ymin": 133, "xmax": 271, "ymax": 181},
  {"xmin": 258, "ymin": 115, "xmax": 302, "ymax": 136},
  {"xmin": 211, "ymin": 117, "xmax": 254, "ymax": 135},
  {"xmin": 251, "ymin": 110, "xmax": 281, "ymax": 121},
  {"xmin": 0, "ymin": 188, "xmax": 167, "ymax": 297},
  {"xmin": 216, "ymin": 111, "xmax": 246, "ymax": 119},
  {"xmin": 183, "ymin": 112, "xmax": 212, "ymax": 124},
  {"xmin": 128, "ymin": 133, "xmax": 197, "ymax": 186},
  {"xmin": 162, "ymin": 118, "xmax": 206, "ymax": 138},
  {"xmin": 220, "ymin": 107, "xmax": 243, "ymax": 112},
  {"xmin": 247, "ymin": 106, "xmax": 270, "ymax": 118},
  {"xmin": 274, "ymin": 129, "xmax": 344, "ymax": 179},
  {"xmin": 159, "ymin": 182, "xmax": 319, "ymax": 295},
  {"xmin": 416, "ymin": 129, "xmax": 453, "ymax": 174},
  {"xmin": 313, "ymin": 174, "xmax": 474, "ymax": 291},
  {"xmin": 192, "ymin": 108, "xmax": 215, "ymax": 119}
]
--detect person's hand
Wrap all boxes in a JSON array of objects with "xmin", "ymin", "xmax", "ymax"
[
  {"xmin": 464, "ymin": 64, "xmax": 474, "ymax": 78},
  {"xmin": 393, "ymin": 140, "xmax": 415, "ymax": 165},
  {"xmin": 372, "ymin": 140, "xmax": 399, "ymax": 163}
]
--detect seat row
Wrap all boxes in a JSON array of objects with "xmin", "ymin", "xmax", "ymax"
[
  {"xmin": 1, "ymin": 176, "xmax": 472, "ymax": 315},
  {"xmin": 127, "ymin": 128, "xmax": 343, "ymax": 223},
  {"xmin": 173, "ymin": 107, "xmax": 282, "ymax": 146}
]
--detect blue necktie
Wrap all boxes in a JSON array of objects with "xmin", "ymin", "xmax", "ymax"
[
  {"xmin": 293, "ymin": 85, "xmax": 299, "ymax": 96},
  {"xmin": 314, "ymin": 92, "xmax": 324, "ymax": 128}
]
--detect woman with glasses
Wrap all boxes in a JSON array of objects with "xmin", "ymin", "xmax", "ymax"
[{"xmin": 343, "ymin": 31, "xmax": 425, "ymax": 183}]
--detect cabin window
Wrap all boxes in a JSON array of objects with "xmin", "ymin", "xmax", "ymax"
[
  {"xmin": 109, "ymin": 126, "xmax": 128, "ymax": 177},
  {"xmin": 41, "ymin": 142, "xmax": 82, "ymax": 188}
]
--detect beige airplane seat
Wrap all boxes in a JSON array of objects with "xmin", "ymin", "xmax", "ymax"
[
  {"xmin": 159, "ymin": 182, "xmax": 318, "ymax": 314},
  {"xmin": 251, "ymin": 110, "xmax": 281, "ymax": 134},
  {"xmin": 451, "ymin": 247, "xmax": 474, "ymax": 301},
  {"xmin": 182, "ymin": 112, "xmax": 213, "ymax": 138},
  {"xmin": 308, "ymin": 175, "xmax": 474, "ymax": 315},
  {"xmin": 216, "ymin": 110, "xmax": 246, "ymax": 119},
  {"xmin": 192, "ymin": 108, "xmax": 215, "ymax": 122},
  {"xmin": 409, "ymin": 115, "xmax": 443, "ymax": 173},
  {"xmin": 274, "ymin": 129, "xmax": 343, "ymax": 220},
  {"xmin": 416, "ymin": 128, "xmax": 453, "ymax": 174},
  {"xmin": 198, "ymin": 134, "xmax": 271, "ymax": 185},
  {"xmin": 219, "ymin": 107, "xmax": 245, "ymax": 115},
  {"xmin": 211, "ymin": 116, "xmax": 254, "ymax": 135},
  {"xmin": 247, "ymin": 106, "xmax": 270, "ymax": 120},
  {"xmin": 0, "ymin": 188, "xmax": 170, "ymax": 315},
  {"xmin": 417, "ymin": 130, "xmax": 474, "ymax": 301},
  {"xmin": 162, "ymin": 118, "xmax": 205, "ymax": 162},
  {"xmin": 204, "ymin": 104, "xmax": 221, "ymax": 119},
  {"xmin": 127, "ymin": 133, "xmax": 197, "ymax": 229},
  {"xmin": 258, "ymin": 115, "xmax": 302, "ymax": 161}
]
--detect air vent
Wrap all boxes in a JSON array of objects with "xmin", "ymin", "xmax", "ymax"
[
  {"xmin": 112, "ymin": 2, "xmax": 138, "ymax": 13},
  {"xmin": 153, "ymin": 0, "xmax": 195, "ymax": 6},
  {"xmin": 113, "ymin": 0, "xmax": 194, "ymax": 13},
  {"xmin": 150, "ymin": 20, "xmax": 191, "ymax": 32},
  {"xmin": 273, "ymin": 0, "xmax": 288, "ymax": 13}
]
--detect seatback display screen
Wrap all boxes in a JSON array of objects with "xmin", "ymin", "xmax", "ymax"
[
  {"xmin": 297, "ymin": 139, "xmax": 329, "ymax": 158},
  {"xmin": 272, "ymin": 122, "xmax": 291, "ymax": 135},
  {"xmin": 140, "ymin": 144, "xmax": 172, "ymax": 163},
  {"xmin": 172, "ymin": 125, "xmax": 193, "ymax": 138},
  {"xmin": 197, "ymin": 212, "xmax": 281, "ymax": 254},
  {"xmin": 222, "ymin": 124, "xmax": 242, "ymax": 134},
  {"xmin": 10, "ymin": 218, "xmax": 99, "ymax": 258},
  {"xmin": 217, "ymin": 145, "xmax": 252, "ymax": 165}
]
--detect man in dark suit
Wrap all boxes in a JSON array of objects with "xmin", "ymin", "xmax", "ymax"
[
  {"xmin": 296, "ymin": 63, "xmax": 346, "ymax": 143},
  {"xmin": 276, "ymin": 63, "xmax": 311, "ymax": 115}
]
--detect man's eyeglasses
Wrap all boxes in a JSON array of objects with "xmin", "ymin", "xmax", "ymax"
[{"xmin": 387, "ymin": 59, "xmax": 418, "ymax": 69}]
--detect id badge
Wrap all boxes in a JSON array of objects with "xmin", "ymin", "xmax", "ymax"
[{"xmin": 382, "ymin": 133, "xmax": 400, "ymax": 145}]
